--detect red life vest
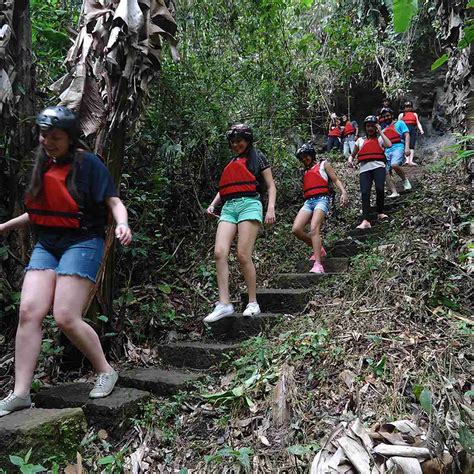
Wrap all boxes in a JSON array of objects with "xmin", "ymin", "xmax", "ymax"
[
  {"xmin": 402, "ymin": 111, "xmax": 417, "ymax": 125},
  {"xmin": 383, "ymin": 123, "xmax": 402, "ymax": 145},
  {"xmin": 342, "ymin": 122, "xmax": 356, "ymax": 137},
  {"xmin": 303, "ymin": 163, "xmax": 329, "ymax": 199},
  {"xmin": 219, "ymin": 157, "xmax": 258, "ymax": 201},
  {"xmin": 357, "ymin": 137, "xmax": 385, "ymax": 163},
  {"xmin": 25, "ymin": 161, "xmax": 83, "ymax": 229},
  {"xmin": 328, "ymin": 126, "xmax": 341, "ymax": 137}
]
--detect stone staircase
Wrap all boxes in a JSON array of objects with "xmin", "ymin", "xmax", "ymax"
[{"xmin": 0, "ymin": 171, "xmax": 421, "ymax": 468}]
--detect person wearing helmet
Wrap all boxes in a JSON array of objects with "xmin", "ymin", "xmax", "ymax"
[
  {"xmin": 204, "ymin": 124, "xmax": 276, "ymax": 322},
  {"xmin": 348, "ymin": 115, "xmax": 392, "ymax": 229},
  {"xmin": 326, "ymin": 115, "xmax": 343, "ymax": 152},
  {"xmin": 0, "ymin": 106, "xmax": 132, "ymax": 417},
  {"xmin": 292, "ymin": 144, "xmax": 348, "ymax": 273},
  {"xmin": 398, "ymin": 100, "xmax": 424, "ymax": 166},
  {"xmin": 341, "ymin": 114, "xmax": 359, "ymax": 159},
  {"xmin": 379, "ymin": 108, "xmax": 412, "ymax": 197}
]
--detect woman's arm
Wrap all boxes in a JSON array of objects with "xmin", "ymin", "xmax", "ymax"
[
  {"xmin": 325, "ymin": 163, "xmax": 348, "ymax": 206},
  {"xmin": 261, "ymin": 168, "xmax": 276, "ymax": 225},
  {"xmin": 415, "ymin": 113, "xmax": 424, "ymax": 134},
  {"xmin": 105, "ymin": 197, "xmax": 132, "ymax": 246},
  {"xmin": 0, "ymin": 213, "xmax": 30, "ymax": 234},
  {"xmin": 348, "ymin": 143, "xmax": 359, "ymax": 167},
  {"xmin": 377, "ymin": 124, "xmax": 392, "ymax": 148},
  {"xmin": 207, "ymin": 192, "xmax": 222, "ymax": 217}
]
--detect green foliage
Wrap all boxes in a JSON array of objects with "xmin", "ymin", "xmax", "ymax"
[
  {"xmin": 9, "ymin": 449, "xmax": 46, "ymax": 474},
  {"xmin": 392, "ymin": 0, "xmax": 418, "ymax": 33},
  {"xmin": 204, "ymin": 446, "xmax": 253, "ymax": 471},
  {"xmin": 419, "ymin": 387, "xmax": 433, "ymax": 414},
  {"xmin": 31, "ymin": 0, "xmax": 80, "ymax": 88}
]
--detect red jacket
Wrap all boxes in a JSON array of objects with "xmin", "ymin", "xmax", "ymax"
[
  {"xmin": 25, "ymin": 161, "xmax": 83, "ymax": 229},
  {"xmin": 342, "ymin": 122, "xmax": 356, "ymax": 137},
  {"xmin": 383, "ymin": 123, "xmax": 402, "ymax": 145},
  {"xmin": 303, "ymin": 163, "xmax": 329, "ymax": 199},
  {"xmin": 219, "ymin": 157, "xmax": 258, "ymax": 201},
  {"xmin": 328, "ymin": 126, "xmax": 342, "ymax": 138},
  {"xmin": 401, "ymin": 112, "xmax": 417, "ymax": 125},
  {"xmin": 357, "ymin": 138, "xmax": 385, "ymax": 163}
]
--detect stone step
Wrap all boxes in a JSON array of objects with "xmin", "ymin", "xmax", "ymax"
[
  {"xmin": 119, "ymin": 367, "xmax": 200, "ymax": 396},
  {"xmin": 243, "ymin": 288, "xmax": 312, "ymax": 313},
  {"xmin": 0, "ymin": 407, "xmax": 86, "ymax": 469},
  {"xmin": 205, "ymin": 313, "xmax": 281, "ymax": 341},
  {"xmin": 347, "ymin": 226, "xmax": 384, "ymax": 238},
  {"xmin": 271, "ymin": 272, "xmax": 336, "ymax": 288},
  {"xmin": 329, "ymin": 243, "xmax": 362, "ymax": 257},
  {"xmin": 34, "ymin": 383, "xmax": 151, "ymax": 429},
  {"xmin": 157, "ymin": 341, "xmax": 238, "ymax": 369},
  {"xmin": 295, "ymin": 257, "xmax": 349, "ymax": 274}
]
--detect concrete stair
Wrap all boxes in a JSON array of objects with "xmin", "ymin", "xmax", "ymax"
[
  {"xmin": 119, "ymin": 367, "xmax": 200, "ymax": 396},
  {"xmin": 34, "ymin": 383, "xmax": 151, "ymax": 428},
  {"xmin": 205, "ymin": 313, "xmax": 281, "ymax": 341},
  {"xmin": 157, "ymin": 341, "xmax": 238, "ymax": 369},
  {"xmin": 242, "ymin": 288, "xmax": 312, "ymax": 313}
]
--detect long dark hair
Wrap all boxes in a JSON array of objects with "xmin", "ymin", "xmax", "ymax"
[{"xmin": 26, "ymin": 139, "xmax": 90, "ymax": 203}]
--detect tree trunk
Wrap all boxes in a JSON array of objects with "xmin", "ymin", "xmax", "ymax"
[{"xmin": 0, "ymin": 0, "xmax": 35, "ymax": 290}]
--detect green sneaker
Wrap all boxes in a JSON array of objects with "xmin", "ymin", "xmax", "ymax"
[
  {"xmin": 0, "ymin": 392, "xmax": 32, "ymax": 417},
  {"xmin": 89, "ymin": 370, "xmax": 118, "ymax": 399}
]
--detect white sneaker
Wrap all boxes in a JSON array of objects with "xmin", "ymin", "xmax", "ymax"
[
  {"xmin": 203, "ymin": 303, "xmax": 234, "ymax": 322},
  {"xmin": 388, "ymin": 192, "xmax": 400, "ymax": 198},
  {"xmin": 243, "ymin": 302, "xmax": 261, "ymax": 317},
  {"xmin": 403, "ymin": 179, "xmax": 412, "ymax": 191},
  {"xmin": 89, "ymin": 370, "xmax": 119, "ymax": 399}
]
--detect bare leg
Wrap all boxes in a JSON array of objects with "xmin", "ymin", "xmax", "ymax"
[
  {"xmin": 386, "ymin": 172, "xmax": 398, "ymax": 195},
  {"xmin": 392, "ymin": 164, "xmax": 406, "ymax": 181},
  {"xmin": 292, "ymin": 208, "xmax": 312, "ymax": 247},
  {"xmin": 53, "ymin": 276, "xmax": 112, "ymax": 374},
  {"xmin": 14, "ymin": 270, "xmax": 56, "ymax": 397},
  {"xmin": 236, "ymin": 220, "xmax": 260, "ymax": 303},
  {"xmin": 309, "ymin": 210, "xmax": 325, "ymax": 264},
  {"xmin": 214, "ymin": 221, "xmax": 237, "ymax": 305}
]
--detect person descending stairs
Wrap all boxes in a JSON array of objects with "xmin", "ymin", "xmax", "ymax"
[
  {"xmin": 348, "ymin": 115, "xmax": 392, "ymax": 229},
  {"xmin": 398, "ymin": 100, "xmax": 424, "ymax": 166},
  {"xmin": 291, "ymin": 143, "xmax": 348, "ymax": 274},
  {"xmin": 379, "ymin": 108, "xmax": 413, "ymax": 198}
]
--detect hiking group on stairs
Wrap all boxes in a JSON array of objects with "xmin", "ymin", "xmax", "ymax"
[{"xmin": 0, "ymin": 99, "xmax": 424, "ymax": 417}]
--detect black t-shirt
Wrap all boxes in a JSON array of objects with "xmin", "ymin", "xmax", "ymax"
[{"xmin": 36, "ymin": 152, "xmax": 118, "ymax": 238}]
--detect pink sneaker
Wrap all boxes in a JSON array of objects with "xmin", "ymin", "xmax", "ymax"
[
  {"xmin": 309, "ymin": 247, "xmax": 327, "ymax": 261},
  {"xmin": 309, "ymin": 262, "xmax": 325, "ymax": 274}
]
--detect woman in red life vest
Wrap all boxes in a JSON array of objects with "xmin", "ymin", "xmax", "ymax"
[
  {"xmin": 348, "ymin": 115, "xmax": 392, "ymax": 230},
  {"xmin": 327, "ymin": 115, "xmax": 342, "ymax": 152},
  {"xmin": 204, "ymin": 124, "xmax": 276, "ymax": 322},
  {"xmin": 398, "ymin": 100, "xmax": 424, "ymax": 166},
  {"xmin": 0, "ymin": 106, "xmax": 132, "ymax": 417},
  {"xmin": 292, "ymin": 144, "xmax": 348, "ymax": 273},
  {"xmin": 341, "ymin": 114, "xmax": 359, "ymax": 158}
]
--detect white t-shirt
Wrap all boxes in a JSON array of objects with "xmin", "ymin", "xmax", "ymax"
[{"xmin": 355, "ymin": 137, "xmax": 386, "ymax": 174}]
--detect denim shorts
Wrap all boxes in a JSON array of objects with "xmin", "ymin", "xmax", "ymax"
[
  {"xmin": 385, "ymin": 146, "xmax": 405, "ymax": 171},
  {"xmin": 301, "ymin": 195, "xmax": 330, "ymax": 215},
  {"xmin": 26, "ymin": 233, "xmax": 104, "ymax": 283},
  {"xmin": 219, "ymin": 197, "xmax": 263, "ymax": 224}
]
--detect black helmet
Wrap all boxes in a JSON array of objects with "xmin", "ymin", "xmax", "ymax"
[
  {"xmin": 226, "ymin": 123, "xmax": 253, "ymax": 143},
  {"xmin": 403, "ymin": 100, "xmax": 413, "ymax": 107},
  {"xmin": 36, "ymin": 106, "xmax": 80, "ymax": 138},
  {"xmin": 296, "ymin": 143, "xmax": 316, "ymax": 160},
  {"xmin": 364, "ymin": 115, "xmax": 379, "ymax": 125},
  {"xmin": 380, "ymin": 107, "xmax": 394, "ymax": 116}
]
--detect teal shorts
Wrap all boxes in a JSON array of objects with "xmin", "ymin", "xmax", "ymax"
[{"xmin": 219, "ymin": 197, "xmax": 263, "ymax": 224}]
